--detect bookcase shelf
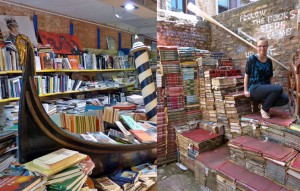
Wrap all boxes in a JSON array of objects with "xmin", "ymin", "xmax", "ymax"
[
  {"xmin": 0, "ymin": 84, "xmax": 134, "ymax": 102},
  {"xmin": 0, "ymin": 68, "xmax": 136, "ymax": 75}
]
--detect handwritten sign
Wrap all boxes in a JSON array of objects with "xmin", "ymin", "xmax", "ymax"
[
  {"xmin": 158, "ymin": 25, "xmax": 210, "ymax": 48},
  {"xmin": 240, "ymin": 8, "xmax": 297, "ymax": 40}
]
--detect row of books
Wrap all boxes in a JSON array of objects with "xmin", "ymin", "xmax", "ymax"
[
  {"xmin": 35, "ymin": 51, "xmax": 132, "ymax": 70},
  {"xmin": 0, "ymin": 46, "xmax": 22, "ymax": 72},
  {"xmin": 31, "ymin": 74, "xmax": 130, "ymax": 95},
  {"xmin": 79, "ymin": 119, "xmax": 157, "ymax": 144},
  {"xmin": 0, "ymin": 129, "xmax": 18, "ymax": 173}
]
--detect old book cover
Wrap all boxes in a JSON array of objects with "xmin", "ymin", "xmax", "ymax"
[
  {"xmin": 67, "ymin": 55, "xmax": 79, "ymax": 70},
  {"xmin": 94, "ymin": 177, "xmax": 120, "ymax": 190},
  {"xmin": 109, "ymin": 169, "xmax": 140, "ymax": 184},
  {"xmin": 33, "ymin": 148, "xmax": 78, "ymax": 169},
  {"xmin": 77, "ymin": 156, "xmax": 95, "ymax": 175},
  {"xmin": 48, "ymin": 173, "xmax": 85, "ymax": 190},
  {"xmin": 129, "ymin": 130, "xmax": 156, "ymax": 143},
  {"xmin": 39, "ymin": 52, "xmax": 53, "ymax": 70},
  {"xmin": 0, "ymin": 176, "xmax": 41, "ymax": 191},
  {"xmin": 25, "ymin": 153, "xmax": 87, "ymax": 177}
]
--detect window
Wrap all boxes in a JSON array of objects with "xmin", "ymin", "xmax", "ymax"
[
  {"xmin": 171, "ymin": 0, "xmax": 184, "ymax": 12},
  {"xmin": 218, "ymin": 0, "xmax": 229, "ymax": 13},
  {"xmin": 170, "ymin": 0, "xmax": 195, "ymax": 15}
]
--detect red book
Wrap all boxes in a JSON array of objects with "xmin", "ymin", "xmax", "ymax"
[
  {"xmin": 0, "ymin": 176, "xmax": 42, "ymax": 191},
  {"xmin": 78, "ymin": 156, "xmax": 95, "ymax": 175},
  {"xmin": 39, "ymin": 52, "xmax": 53, "ymax": 70},
  {"xmin": 129, "ymin": 130, "xmax": 156, "ymax": 143},
  {"xmin": 67, "ymin": 55, "xmax": 80, "ymax": 70}
]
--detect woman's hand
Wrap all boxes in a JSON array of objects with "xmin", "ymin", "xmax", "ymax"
[{"xmin": 244, "ymin": 90, "xmax": 250, "ymax": 97}]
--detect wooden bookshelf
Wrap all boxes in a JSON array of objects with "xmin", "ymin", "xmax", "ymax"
[
  {"xmin": 0, "ymin": 84, "xmax": 134, "ymax": 103},
  {"xmin": 0, "ymin": 68, "xmax": 136, "ymax": 75}
]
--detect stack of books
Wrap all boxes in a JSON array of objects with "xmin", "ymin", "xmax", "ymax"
[
  {"xmin": 198, "ymin": 78, "xmax": 207, "ymax": 112},
  {"xmin": 216, "ymin": 160, "xmax": 287, "ymax": 191},
  {"xmin": 260, "ymin": 123, "xmax": 285, "ymax": 145},
  {"xmin": 181, "ymin": 62, "xmax": 201, "ymax": 121},
  {"xmin": 224, "ymin": 92, "xmax": 252, "ymax": 139},
  {"xmin": 195, "ymin": 145, "xmax": 230, "ymax": 191},
  {"xmin": 286, "ymin": 153, "xmax": 300, "ymax": 190},
  {"xmin": 229, "ymin": 136, "xmax": 297, "ymax": 185},
  {"xmin": 239, "ymin": 117, "xmax": 260, "ymax": 138},
  {"xmin": 24, "ymin": 148, "xmax": 92, "ymax": 190},
  {"xmin": 218, "ymin": 58, "xmax": 233, "ymax": 70},
  {"xmin": 177, "ymin": 128, "xmax": 224, "ymax": 171},
  {"xmin": 198, "ymin": 121, "xmax": 225, "ymax": 135},
  {"xmin": 95, "ymin": 163, "xmax": 156, "ymax": 191},
  {"xmin": 157, "ymin": 87, "xmax": 167, "ymax": 165},
  {"xmin": 197, "ymin": 57, "xmax": 218, "ymax": 78},
  {"xmin": 178, "ymin": 47, "xmax": 198, "ymax": 61}
]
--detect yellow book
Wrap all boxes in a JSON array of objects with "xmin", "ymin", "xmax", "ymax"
[
  {"xmin": 24, "ymin": 152, "xmax": 87, "ymax": 177},
  {"xmin": 32, "ymin": 148, "xmax": 78, "ymax": 170}
]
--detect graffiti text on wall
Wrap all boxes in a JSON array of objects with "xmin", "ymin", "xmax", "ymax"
[
  {"xmin": 240, "ymin": 9, "xmax": 297, "ymax": 40},
  {"xmin": 162, "ymin": 29, "xmax": 209, "ymax": 47}
]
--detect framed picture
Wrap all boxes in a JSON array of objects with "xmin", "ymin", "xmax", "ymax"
[
  {"xmin": 106, "ymin": 36, "xmax": 116, "ymax": 50},
  {"xmin": 0, "ymin": 15, "xmax": 38, "ymax": 45}
]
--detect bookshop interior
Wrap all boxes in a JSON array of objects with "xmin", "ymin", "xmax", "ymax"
[{"xmin": 0, "ymin": 0, "xmax": 300, "ymax": 190}]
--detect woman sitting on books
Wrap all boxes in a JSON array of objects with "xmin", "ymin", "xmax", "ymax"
[{"xmin": 243, "ymin": 37, "xmax": 289, "ymax": 119}]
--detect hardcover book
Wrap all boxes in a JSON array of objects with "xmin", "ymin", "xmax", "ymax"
[
  {"xmin": 109, "ymin": 169, "xmax": 140, "ymax": 184},
  {"xmin": 67, "ymin": 55, "xmax": 80, "ymax": 70},
  {"xmin": 33, "ymin": 148, "xmax": 79, "ymax": 170},
  {"xmin": 48, "ymin": 173, "xmax": 85, "ymax": 190},
  {"xmin": 0, "ymin": 176, "xmax": 41, "ymax": 191},
  {"xmin": 129, "ymin": 130, "xmax": 156, "ymax": 143},
  {"xmin": 94, "ymin": 177, "xmax": 120, "ymax": 190},
  {"xmin": 24, "ymin": 153, "xmax": 87, "ymax": 177},
  {"xmin": 108, "ymin": 129, "xmax": 135, "ymax": 144}
]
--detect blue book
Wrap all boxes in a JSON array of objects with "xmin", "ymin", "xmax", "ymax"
[{"xmin": 109, "ymin": 169, "xmax": 140, "ymax": 184}]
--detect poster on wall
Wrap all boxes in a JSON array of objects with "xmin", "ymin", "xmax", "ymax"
[
  {"xmin": 106, "ymin": 36, "xmax": 116, "ymax": 50},
  {"xmin": 0, "ymin": 15, "xmax": 38, "ymax": 45},
  {"xmin": 38, "ymin": 30, "xmax": 83, "ymax": 54}
]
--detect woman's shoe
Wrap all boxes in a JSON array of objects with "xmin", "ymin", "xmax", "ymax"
[{"xmin": 260, "ymin": 108, "xmax": 271, "ymax": 119}]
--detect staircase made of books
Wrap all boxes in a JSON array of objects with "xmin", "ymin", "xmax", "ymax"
[{"xmin": 171, "ymin": 49, "xmax": 300, "ymax": 191}]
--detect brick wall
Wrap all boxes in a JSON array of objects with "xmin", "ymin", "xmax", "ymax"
[
  {"xmin": 0, "ymin": 2, "xmax": 139, "ymax": 49},
  {"xmin": 157, "ymin": 9, "xmax": 211, "ymax": 49},
  {"xmin": 211, "ymin": 0, "xmax": 299, "ymax": 87}
]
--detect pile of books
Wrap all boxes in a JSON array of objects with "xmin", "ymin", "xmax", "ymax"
[
  {"xmin": 24, "ymin": 148, "xmax": 94, "ymax": 190},
  {"xmin": 239, "ymin": 117, "xmax": 260, "ymax": 138},
  {"xmin": 228, "ymin": 136, "xmax": 297, "ymax": 186},
  {"xmin": 158, "ymin": 46, "xmax": 179, "ymax": 61},
  {"xmin": 224, "ymin": 92, "xmax": 252, "ymax": 139},
  {"xmin": 198, "ymin": 121, "xmax": 225, "ymax": 135},
  {"xmin": 260, "ymin": 123, "xmax": 285, "ymax": 145},
  {"xmin": 94, "ymin": 163, "xmax": 156, "ymax": 191},
  {"xmin": 181, "ymin": 65, "xmax": 201, "ymax": 122},
  {"xmin": 198, "ymin": 78, "xmax": 207, "ymax": 112},
  {"xmin": 286, "ymin": 153, "xmax": 300, "ymax": 190},
  {"xmin": 195, "ymin": 145, "xmax": 230, "ymax": 191},
  {"xmin": 216, "ymin": 160, "xmax": 288, "ymax": 191},
  {"xmin": 177, "ymin": 128, "xmax": 223, "ymax": 160}
]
